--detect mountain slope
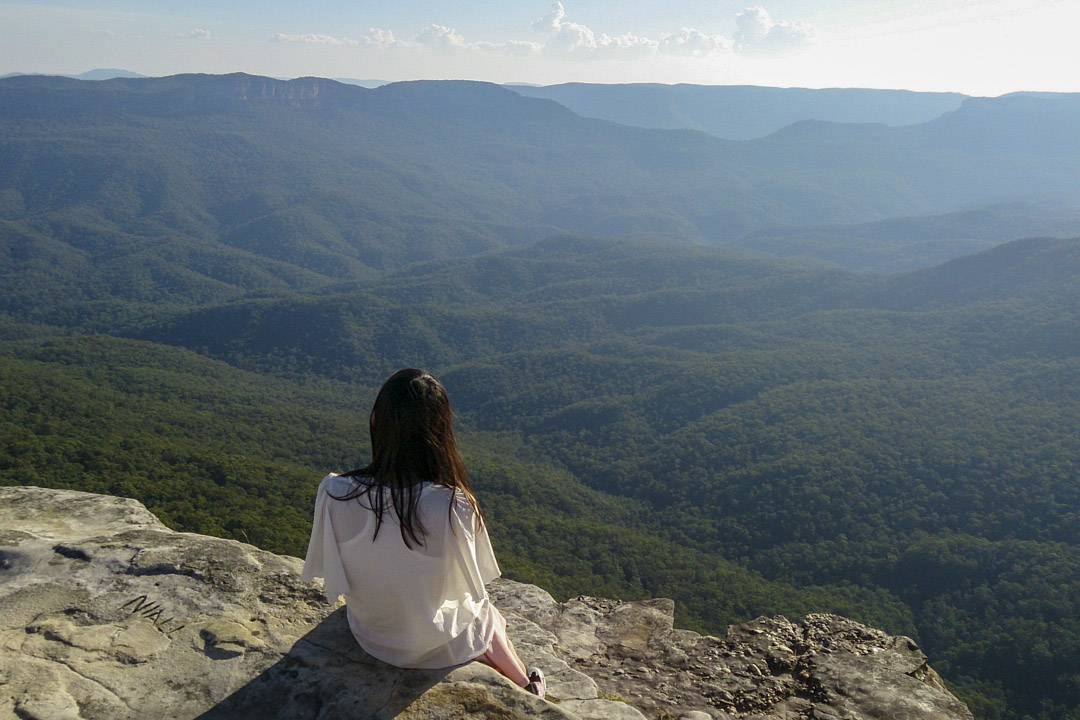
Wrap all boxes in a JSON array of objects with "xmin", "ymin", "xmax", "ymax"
[
  {"xmin": 509, "ymin": 82, "xmax": 966, "ymax": 140},
  {"xmin": 4, "ymin": 73, "xmax": 1080, "ymax": 307},
  {"xmin": 730, "ymin": 202, "xmax": 1080, "ymax": 272}
]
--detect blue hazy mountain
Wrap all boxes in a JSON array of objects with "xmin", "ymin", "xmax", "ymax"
[
  {"xmin": 508, "ymin": 82, "xmax": 967, "ymax": 140},
  {"xmin": 3, "ymin": 72, "xmax": 1079, "ymax": 290},
  {"xmin": 0, "ymin": 68, "xmax": 147, "ymax": 81},
  {"xmin": 332, "ymin": 77, "xmax": 388, "ymax": 88},
  {"xmin": 73, "ymin": 69, "xmax": 147, "ymax": 80}
]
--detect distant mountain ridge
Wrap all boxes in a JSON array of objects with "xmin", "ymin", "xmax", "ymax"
[
  {"xmin": 0, "ymin": 72, "xmax": 375, "ymax": 115},
  {"xmin": 0, "ymin": 68, "xmax": 147, "ymax": 81},
  {"xmin": 3, "ymin": 71, "xmax": 1080, "ymax": 290},
  {"xmin": 509, "ymin": 82, "xmax": 968, "ymax": 140}
]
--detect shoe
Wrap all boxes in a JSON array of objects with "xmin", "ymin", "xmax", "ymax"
[{"xmin": 525, "ymin": 667, "xmax": 546, "ymax": 699}]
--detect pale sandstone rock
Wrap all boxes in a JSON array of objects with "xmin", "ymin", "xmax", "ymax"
[
  {"xmin": 1, "ymin": 487, "xmax": 973, "ymax": 720},
  {"xmin": 559, "ymin": 697, "xmax": 649, "ymax": 720},
  {"xmin": 493, "ymin": 570, "xmax": 974, "ymax": 720}
]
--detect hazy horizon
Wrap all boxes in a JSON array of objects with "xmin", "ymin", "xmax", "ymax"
[{"xmin": 4, "ymin": 1, "xmax": 1079, "ymax": 97}]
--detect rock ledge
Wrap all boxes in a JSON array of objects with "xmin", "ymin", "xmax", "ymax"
[{"xmin": 0, "ymin": 486, "xmax": 973, "ymax": 720}]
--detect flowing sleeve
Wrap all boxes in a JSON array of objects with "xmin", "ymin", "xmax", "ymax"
[
  {"xmin": 450, "ymin": 493, "xmax": 501, "ymax": 600},
  {"xmin": 301, "ymin": 475, "xmax": 351, "ymax": 600}
]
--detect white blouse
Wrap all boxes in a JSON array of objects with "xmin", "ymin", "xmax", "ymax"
[{"xmin": 301, "ymin": 474, "xmax": 502, "ymax": 669}]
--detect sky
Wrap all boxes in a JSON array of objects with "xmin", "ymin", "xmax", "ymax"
[{"xmin": 2, "ymin": 0, "xmax": 1079, "ymax": 96}]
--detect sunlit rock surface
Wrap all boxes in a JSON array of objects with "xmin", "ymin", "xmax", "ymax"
[{"xmin": 0, "ymin": 486, "xmax": 972, "ymax": 720}]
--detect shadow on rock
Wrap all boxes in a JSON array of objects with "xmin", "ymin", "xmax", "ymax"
[{"xmin": 196, "ymin": 607, "xmax": 451, "ymax": 720}]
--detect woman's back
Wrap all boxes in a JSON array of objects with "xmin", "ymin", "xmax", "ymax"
[
  {"xmin": 300, "ymin": 368, "xmax": 543, "ymax": 696},
  {"xmin": 302, "ymin": 473, "xmax": 501, "ymax": 668}
]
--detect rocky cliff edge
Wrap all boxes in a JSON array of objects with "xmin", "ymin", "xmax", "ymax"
[{"xmin": 0, "ymin": 486, "xmax": 973, "ymax": 720}]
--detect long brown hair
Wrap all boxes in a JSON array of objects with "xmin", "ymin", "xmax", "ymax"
[{"xmin": 331, "ymin": 368, "xmax": 482, "ymax": 548}]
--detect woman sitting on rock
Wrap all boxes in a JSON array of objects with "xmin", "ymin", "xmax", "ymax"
[{"xmin": 301, "ymin": 368, "xmax": 545, "ymax": 697}]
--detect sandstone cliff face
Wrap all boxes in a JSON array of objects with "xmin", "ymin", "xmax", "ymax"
[{"xmin": 0, "ymin": 486, "xmax": 973, "ymax": 720}]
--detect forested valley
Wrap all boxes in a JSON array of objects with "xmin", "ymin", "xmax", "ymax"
[{"xmin": 3, "ymin": 73, "xmax": 1080, "ymax": 719}]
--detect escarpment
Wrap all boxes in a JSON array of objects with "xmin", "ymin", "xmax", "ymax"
[{"xmin": 0, "ymin": 486, "xmax": 973, "ymax": 720}]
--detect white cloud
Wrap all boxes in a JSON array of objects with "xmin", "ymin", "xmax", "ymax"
[
  {"xmin": 181, "ymin": 28, "xmax": 211, "ymax": 40},
  {"xmin": 414, "ymin": 24, "xmax": 542, "ymax": 55},
  {"xmin": 532, "ymin": 2, "xmax": 581, "ymax": 38},
  {"xmin": 270, "ymin": 25, "xmax": 539, "ymax": 56},
  {"xmin": 270, "ymin": 32, "xmax": 357, "ymax": 46},
  {"xmin": 267, "ymin": 4, "xmax": 811, "ymax": 65},
  {"xmin": 659, "ymin": 27, "xmax": 733, "ymax": 57},
  {"xmin": 530, "ymin": 2, "xmax": 658, "ymax": 59},
  {"xmin": 269, "ymin": 28, "xmax": 404, "ymax": 48},
  {"xmin": 532, "ymin": 2, "xmax": 596, "ymax": 55},
  {"xmin": 477, "ymin": 39, "xmax": 543, "ymax": 57},
  {"xmin": 416, "ymin": 24, "xmax": 467, "ymax": 50},
  {"xmin": 531, "ymin": 2, "xmax": 733, "ymax": 60},
  {"xmin": 734, "ymin": 6, "xmax": 816, "ymax": 54},
  {"xmin": 361, "ymin": 28, "xmax": 400, "ymax": 49}
]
